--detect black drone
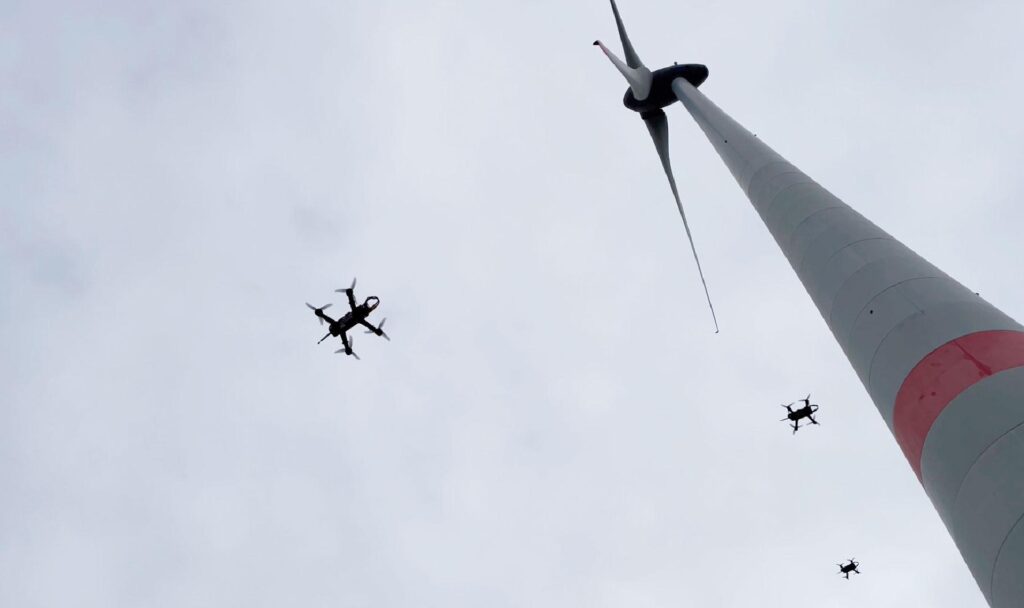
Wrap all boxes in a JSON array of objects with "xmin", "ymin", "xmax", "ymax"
[
  {"xmin": 837, "ymin": 558, "xmax": 860, "ymax": 580},
  {"xmin": 306, "ymin": 278, "xmax": 389, "ymax": 360},
  {"xmin": 780, "ymin": 394, "xmax": 820, "ymax": 434}
]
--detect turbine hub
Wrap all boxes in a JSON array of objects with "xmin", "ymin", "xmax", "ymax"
[{"xmin": 623, "ymin": 64, "xmax": 709, "ymax": 113}]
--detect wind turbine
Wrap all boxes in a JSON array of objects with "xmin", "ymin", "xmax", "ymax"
[
  {"xmin": 594, "ymin": 2, "xmax": 1024, "ymax": 604},
  {"xmin": 594, "ymin": 0, "xmax": 718, "ymax": 333}
]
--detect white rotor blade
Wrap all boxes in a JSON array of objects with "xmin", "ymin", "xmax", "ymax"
[
  {"xmin": 595, "ymin": 0, "xmax": 651, "ymax": 100},
  {"xmin": 609, "ymin": 0, "xmax": 644, "ymax": 69},
  {"xmin": 643, "ymin": 109, "xmax": 719, "ymax": 333},
  {"xmin": 594, "ymin": 40, "xmax": 652, "ymax": 101}
]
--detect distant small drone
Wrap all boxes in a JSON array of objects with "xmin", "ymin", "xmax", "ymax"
[
  {"xmin": 780, "ymin": 394, "xmax": 820, "ymax": 434},
  {"xmin": 837, "ymin": 558, "xmax": 860, "ymax": 580},
  {"xmin": 306, "ymin": 278, "xmax": 389, "ymax": 360}
]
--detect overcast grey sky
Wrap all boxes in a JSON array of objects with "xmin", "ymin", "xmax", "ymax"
[{"xmin": 4, "ymin": 0, "xmax": 1024, "ymax": 606}]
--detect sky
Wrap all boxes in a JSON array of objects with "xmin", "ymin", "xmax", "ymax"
[{"xmin": 4, "ymin": 0, "xmax": 1024, "ymax": 606}]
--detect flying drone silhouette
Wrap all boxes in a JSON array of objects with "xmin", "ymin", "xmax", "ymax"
[
  {"xmin": 306, "ymin": 278, "xmax": 389, "ymax": 360},
  {"xmin": 780, "ymin": 394, "xmax": 820, "ymax": 434},
  {"xmin": 837, "ymin": 558, "xmax": 860, "ymax": 580}
]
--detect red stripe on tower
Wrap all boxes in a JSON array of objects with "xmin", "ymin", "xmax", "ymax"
[{"xmin": 892, "ymin": 330, "xmax": 1024, "ymax": 479}]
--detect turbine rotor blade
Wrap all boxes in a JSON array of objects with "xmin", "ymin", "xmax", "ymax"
[
  {"xmin": 608, "ymin": 0, "xmax": 644, "ymax": 69},
  {"xmin": 642, "ymin": 109, "xmax": 719, "ymax": 333},
  {"xmin": 594, "ymin": 40, "xmax": 652, "ymax": 101}
]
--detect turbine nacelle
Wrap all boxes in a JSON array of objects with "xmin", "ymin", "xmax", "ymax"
[{"xmin": 593, "ymin": 40, "xmax": 708, "ymax": 113}]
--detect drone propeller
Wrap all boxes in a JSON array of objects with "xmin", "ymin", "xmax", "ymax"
[
  {"xmin": 335, "ymin": 348, "xmax": 361, "ymax": 361},
  {"xmin": 335, "ymin": 337, "xmax": 360, "ymax": 360},
  {"xmin": 306, "ymin": 302, "xmax": 332, "ymax": 324},
  {"xmin": 366, "ymin": 318, "xmax": 391, "ymax": 341},
  {"xmin": 335, "ymin": 277, "xmax": 357, "ymax": 294}
]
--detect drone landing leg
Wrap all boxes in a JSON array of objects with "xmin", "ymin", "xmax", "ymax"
[{"xmin": 317, "ymin": 332, "xmax": 331, "ymax": 344}]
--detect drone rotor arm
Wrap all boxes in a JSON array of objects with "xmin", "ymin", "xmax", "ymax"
[{"xmin": 335, "ymin": 278, "xmax": 358, "ymax": 309}]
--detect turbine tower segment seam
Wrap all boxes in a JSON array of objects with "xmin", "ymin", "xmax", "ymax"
[
  {"xmin": 815, "ymin": 236, "xmax": 899, "ymax": 277},
  {"xmin": 946, "ymin": 416, "xmax": 1024, "ymax": 529},
  {"xmin": 830, "ymin": 273, "xmax": 946, "ymax": 341},
  {"xmin": 989, "ymin": 496, "xmax": 1024, "ymax": 601},
  {"xmin": 843, "ymin": 277, "xmax": 935, "ymax": 336},
  {"xmin": 757, "ymin": 181, "xmax": 827, "ymax": 227},
  {"xmin": 790, "ymin": 206, "xmax": 860, "ymax": 271},
  {"xmin": 745, "ymin": 164, "xmax": 805, "ymax": 201}
]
